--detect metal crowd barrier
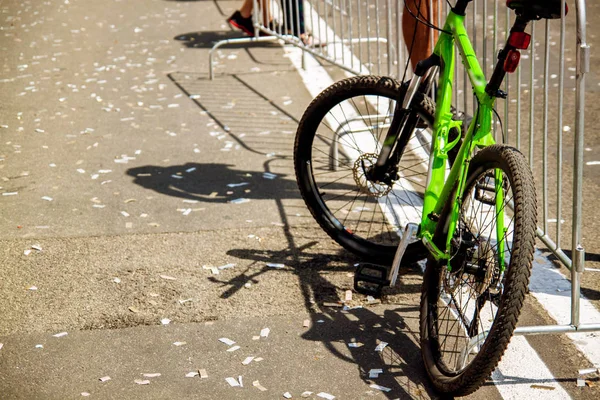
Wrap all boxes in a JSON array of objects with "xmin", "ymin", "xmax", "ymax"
[{"xmin": 209, "ymin": 0, "xmax": 598, "ymax": 335}]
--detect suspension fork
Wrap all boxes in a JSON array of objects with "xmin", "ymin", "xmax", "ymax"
[{"xmin": 370, "ymin": 57, "xmax": 440, "ymax": 182}]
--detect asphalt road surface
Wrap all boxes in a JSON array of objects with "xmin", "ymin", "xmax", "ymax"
[{"xmin": 0, "ymin": 0, "xmax": 599, "ymax": 399}]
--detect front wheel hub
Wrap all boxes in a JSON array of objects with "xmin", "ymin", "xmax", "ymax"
[{"xmin": 353, "ymin": 153, "xmax": 393, "ymax": 198}]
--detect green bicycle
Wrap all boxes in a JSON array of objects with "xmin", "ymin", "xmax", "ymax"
[{"xmin": 294, "ymin": 0, "xmax": 567, "ymax": 395}]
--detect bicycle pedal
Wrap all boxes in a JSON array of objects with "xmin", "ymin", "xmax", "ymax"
[{"xmin": 354, "ymin": 264, "xmax": 390, "ymax": 297}]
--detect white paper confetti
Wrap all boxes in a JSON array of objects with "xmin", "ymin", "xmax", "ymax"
[
  {"xmin": 31, "ymin": 245, "xmax": 43, "ymax": 252},
  {"xmin": 229, "ymin": 198, "xmax": 250, "ymax": 204},
  {"xmin": 218, "ymin": 263, "xmax": 236, "ymax": 270},
  {"xmin": 253, "ymin": 380, "xmax": 268, "ymax": 391},
  {"xmin": 219, "ymin": 338, "xmax": 236, "ymax": 346},
  {"xmin": 374, "ymin": 342, "xmax": 388, "ymax": 352},
  {"xmin": 284, "ymin": 392, "xmax": 292, "ymax": 399},
  {"xmin": 345, "ymin": 290, "xmax": 353, "ymax": 302},
  {"xmin": 142, "ymin": 373, "xmax": 161, "ymax": 378},
  {"xmin": 53, "ymin": 332, "xmax": 68, "ymax": 338},
  {"xmin": 186, "ymin": 371, "xmax": 199, "ymax": 378},
  {"xmin": 579, "ymin": 368, "xmax": 599, "ymax": 375},
  {"xmin": 369, "ymin": 368, "xmax": 383, "ymax": 378},
  {"xmin": 227, "ymin": 345, "xmax": 241, "ymax": 352},
  {"xmin": 317, "ymin": 393, "xmax": 335, "ymax": 399},
  {"xmin": 113, "ymin": 277, "xmax": 121, "ymax": 283},
  {"xmin": 28, "ymin": 286, "xmax": 38, "ymax": 291},
  {"xmin": 35, "ymin": 344, "xmax": 43, "ymax": 349},
  {"xmin": 227, "ymin": 182, "xmax": 249, "ymax": 188},
  {"xmin": 369, "ymin": 384, "xmax": 391, "ymax": 392},
  {"xmin": 99, "ymin": 376, "xmax": 111, "ymax": 382},
  {"xmin": 266, "ymin": 263, "xmax": 285, "ymax": 269},
  {"xmin": 301, "ymin": 392, "xmax": 313, "ymax": 398},
  {"xmin": 160, "ymin": 275, "xmax": 176, "ymax": 280},
  {"xmin": 41, "ymin": 196, "xmax": 53, "ymax": 202},
  {"xmin": 260, "ymin": 328, "xmax": 270, "ymax": 338},
  {"xmin": 24, "ymin": 249, "xmax": 32, "ymax": 256},
  {"xmin": 242, "ymin": 356, "xmax": 254, "ymax": 365},
  {"xmin": 347, "ymin": 342, "xmax": 363, "ymax": 348},
  {"xmin": 199, "ymin": 369, "xmax": 208, "ymax": 379},
  {"xmin": 173, "ymin": 342, "xmax": 186, "ymax": 347},
  {"xmin": 226, "ymin": 377, "xmax": 240, "ymax": 387},
  {"xmin": 81, "ymin": 392, "xmax": 90, "ymax": 397},
  {"xmin": 134, "ymin": 379, "xmax": 150, "ymax": 385},
  {"xmin": 161, "ymin": 318, "xmax": 171, "ymax": 325}
]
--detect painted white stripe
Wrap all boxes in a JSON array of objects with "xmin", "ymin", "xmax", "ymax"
[
  {"xmin": 493, "ymin": 336, "xmax": 570, "ymax": 399},
  {"xmin": 529, "ymin": 251, "xmax": 600, "ymax": 367}
]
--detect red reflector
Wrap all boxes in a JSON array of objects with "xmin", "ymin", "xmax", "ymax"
[
  {"xmin": 508, "ymin": 32, "xmax": 531, "ymax": 50},
  {"xmin": 504, "ymin": 50, "xmax": 521, "ymax": 73}
]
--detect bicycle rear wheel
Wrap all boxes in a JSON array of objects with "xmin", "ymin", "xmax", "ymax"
[
  {"xmin": 294, "ymin": 75, "xmax": 436, "ymax": 265},
  {"xmin": 420, "ymin": 144, "xmax": 537, "ymax": 396}
]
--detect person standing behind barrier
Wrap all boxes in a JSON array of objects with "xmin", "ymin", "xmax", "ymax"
[
  {"xmin": 228, "ymin": 0, "xmax": 438, "ymax": 59},
  {"xmin": 227, "ymin": 0, "xmax": 268, "ymax": 37},
  {"xmin": 227, "ymin": 0, "xmax": 315, "ymax": 46},
  {"xmin": 403, "ymin": 0, "xmax": 440, "ymax": 70}
]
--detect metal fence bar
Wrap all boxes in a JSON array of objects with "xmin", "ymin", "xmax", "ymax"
[
  {"xmin": 528, "ymin": 23, "xmax": 535, "ymax": 169},
  {"xmin": 543, "ymin": 20, "xmax": 550, "ymax": 235},
  {"xmin": 557, "ymin": 0, "xmax": 566, "ymax": 249},
  {"xmin": 572, "ymin": 0, "xmax": 590, "ymax": 327}
]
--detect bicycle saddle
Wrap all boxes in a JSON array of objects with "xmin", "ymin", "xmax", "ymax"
[{"xmin": 506, "ymin": 0, "xmax": 568, "ymax": 20}]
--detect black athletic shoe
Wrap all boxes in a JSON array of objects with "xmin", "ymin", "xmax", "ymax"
[{"xmin": 227, "ymin": 11, "xmax": 255, "ymax": 36}]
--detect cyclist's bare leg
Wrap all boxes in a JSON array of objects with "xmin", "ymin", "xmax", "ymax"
[{"xmin": 403, "ymin": 0, "xmax": 440, "ymax": 70}]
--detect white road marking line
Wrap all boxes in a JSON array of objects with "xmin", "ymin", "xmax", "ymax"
[{"xmin": 529, "ymin": 251, "xmax": 600, "ymax": 367}]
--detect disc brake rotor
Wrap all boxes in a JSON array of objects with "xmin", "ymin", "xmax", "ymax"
[{"xmin": 352, "ymin": 153, "xmax": 393, "ymax": 198}]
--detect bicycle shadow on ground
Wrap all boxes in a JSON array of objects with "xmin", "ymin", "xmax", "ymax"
[
  {"xmin": 160, "ymin": 64, "xmax": 441, "ymax": 398},
  {"xmin": 125, "ymin": 162, "xmax": 304, "ymax": 203},
  {"xmin": 220, "ymin": 238, "xmax": 438, "ymax": 399}
]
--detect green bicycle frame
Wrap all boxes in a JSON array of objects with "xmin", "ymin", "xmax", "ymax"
[{"xmin": 417, "ymin": 10, "xmax": 507, "ymax": 271}]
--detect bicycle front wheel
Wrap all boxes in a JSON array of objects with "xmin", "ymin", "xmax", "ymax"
[
  {"xmin": 420, "ymin": 144, "xmax": 537, "ymax": 396},
  {"xmin": 294, "ymin": 75, "xmax": 436, "ymax": 265}
]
